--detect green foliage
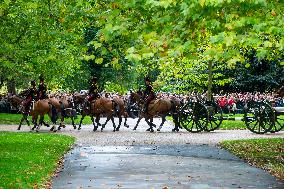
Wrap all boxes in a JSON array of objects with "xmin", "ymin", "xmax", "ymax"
[
  {"xmin": 1, "ymin": 0, "xmax": 283, "ymax": 93},
  {"xmin": 0, "ymin": 0, "xmax": 90, "ymax": 91},
  {"xmin": 0, "ymin": 132, "xmax": 75, "ymax": 188},
  {"xmin": 220, "ymin": 138, "xmax": 284, "ymax": 179}
]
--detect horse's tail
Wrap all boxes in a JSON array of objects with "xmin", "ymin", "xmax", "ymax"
[
  {"xmin": 59, "ymin": 101, "xmax": 66, "ymax": 117},
  {"xmin": 170, "ymin": 100, "xmax": 177, "ymax": 114},
  {"xmin": 48, "ymin": 102, "xmax": 57, "ymax": 124},
  {"xmin": 112, "ymin": 100, "xmax": 119, "ymax": 115},
  {"xmin": 170, "ymin": 100, "xmax": 180, "ymax": 128}
]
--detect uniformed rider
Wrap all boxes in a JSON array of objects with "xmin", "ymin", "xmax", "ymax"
[
  {"xmin": 38, "ymin": 75, "xmax": 48, "ymax": 100},
  {"xmin": 22, "ymin": 80, "xmax": 38, "ymax": 114},
  {"xmin": 86, "ymin": 76, "xmax": 100, "ymax": 110},
  {"xmin": 143, "ymin": 76, "xmax": 156, "ymax": 113}
]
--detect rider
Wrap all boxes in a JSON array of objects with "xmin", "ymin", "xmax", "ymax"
[
  {"xmin": 38, "ymin": 75, "xmax": 48, "ymax": 100},
  {"xmin": 86, "ymin": 76, "xmax": 100, "ymax": 110},
  {"xmin": 22, "ymin": 80, "xmax": 38, "ymax": 114},
  {"xmin": 143, "ymin": 76, "xmax": 156, "ymax": 113}
]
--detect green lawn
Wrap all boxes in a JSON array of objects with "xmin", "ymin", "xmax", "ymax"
[
  {"xmin": 0, "ymin": 113, "xmax": 93, "ymax": 125},
  {"xmin": 220, "ymin": 138, "xmax": 284, "ymax": 179},
  {"xmin": 0, "ymin": 132, "xmax": 75, "ymax": 189}
]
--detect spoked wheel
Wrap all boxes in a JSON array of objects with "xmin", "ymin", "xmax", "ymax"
[
  {"xmin": 205, "ymin": 101, "xmax": 223, "ymax": 132},
  {"xmin": 179, "ymin": 101, "xmax": 208, "ymax": 133},
  {"xmin": 244, "ymin": 101, "xmax": 274, "ymax": 134},
  {"xmin": 270, "ymin": 109, "xmax": 284, "ymax": 133}
]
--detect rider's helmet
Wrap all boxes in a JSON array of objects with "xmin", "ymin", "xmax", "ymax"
[
  {"xmin": 31, "ymin": 80, "xmax": 36, "ymax": 86},
  {"xmin": 92, "ymin": 76, "xmax": 98, "ymax": 82},
  {"xmin": 144, "ymin": 76, "xmax": 151, "ymax": 82},
  {"xmin": 39, "ymin": 74, "xmax": 44, "ymax": 82}
]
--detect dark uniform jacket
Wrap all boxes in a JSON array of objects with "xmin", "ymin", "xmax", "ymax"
[
  {"xmin": 23, "ymin": 87, "xmax": 37, "ymax": 113},
  {"xmin": 38, "ymin": 83, "xmax": 47, "ymax": 100},
  {"xmin": 144, "ymin": 84, "xmax": 155, "ymax": 103},
  {"xmin": 87, "ymin": 83, "xmax": 100, "ymax": 101}
]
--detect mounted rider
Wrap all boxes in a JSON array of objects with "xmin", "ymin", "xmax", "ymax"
[
  {"xmin": 38, "ymin": 75, "xmax": 48, "ymax": 100},
  {"xmin": 143, "ymin": 76, "xmax": 156, "ymax": 113},
  {"xmin": 22, "ymin": 80, "xmax": 38, "ymax": 114},
  {"xmin": 86, "ymin": 76, "xmax": 100, "ymax": 110}
]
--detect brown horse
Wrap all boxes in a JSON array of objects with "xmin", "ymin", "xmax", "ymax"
[
  {"xmin": 112, "ymin": 96, "xmax": 129, "ymax": 130},
  {"xmin": 78, "ymin": 97, "xmax": 117, "ymax": 132},
  {"xmin": 48, "ymin": 97, "xmax": 77, "ymax": 130},
  {"xmin": 130, "ymin": 92, "xmax": 180, "ymax": 132},
  {"xmin": 30, "ymin": 100, "xmax": 58, "ymax": 132},
  {"xmin": 7, "ymin": 94, "xmax": 23, "ymax": 111},
  {"xmin": 7, "ymin": 95, "xmax": 50, "ymax": 130}
]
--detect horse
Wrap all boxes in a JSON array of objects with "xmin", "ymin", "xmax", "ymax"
[
  {"xmin": 6, "ymin": 94, "xmax": 50, "ymax": 130},
  {"xmin": 28, "ymin": 99, "xmax": 58, "ymax": 132},
  {"xmin": 78, "ymin": 97, "xmax": 117, "ymax": 132},
  {"xmin": 72, "ymin": 93, "xmax": 87, "ymax": 113},
  {"xmin": 7, "ymin": 94, "xmax": 23, "ymax": 111},
  {"xmin": 112, "ymin": 96, "xmax": 129, "ymax": 130},
  {"xmin": 129, "ymin": 92, "xmax": 180, "ymax": 132},
  {"xmin": 47, "ymin": 96, "xmax": 77, "ymax": 130}
]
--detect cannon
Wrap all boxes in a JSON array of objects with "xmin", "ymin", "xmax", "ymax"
[{"xmin": 178, "ymin": 97, "xmax": 284, "ymax": 134}]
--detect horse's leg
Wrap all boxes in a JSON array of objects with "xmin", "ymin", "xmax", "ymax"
[
  {"xmin": 50, "ymin": 118, "xmax": 57, "ymax": 132},
  {"xmin": 25, "ymin": 115, "xmax": 31, "ymax": 130},
  {"xmin": 157, "ymin": 115, "xmax": 166, "ymax": 131},
  {"xmin": 172, "ymin": 114, "xmax": 180, "ymax": 132},
  {"xmin": 150, "ymin": 117, "xmax": 156, "ymax": 128},
  {"xmin": 133, "ymin": 116, "xmax": 142, "ymax": 130},
  {"xmin": 145, "ymin": 117, "xmax": 154, "ymax": 132},
  {"xmin": 146, "ymin": 117, "xmax": 156, "ymax": 131},
  {"xmin": 42, "ymin": 120, "xmax": 50, "ymax": 127},
  {"xmin": 91, "ymin": 116, "xmax": 97, "ymax": 132},
  {"xmin": 123, "ymin": 113, "xmax": 129, "ymax": 128},
  {"xmin": 95, "ymin": 116, "xmax": 100, "ymax": 127},
  {"xmin": 101, "ymin": 114, "xmax": 112, "ymax": 132},
  {"xmin": 36, "ymin": 115, "xmax": 45, "ymax": 132},
  {"xmin": 78, "ymin": 113, "xmax": 86, "ymax": 130},
  {"xmin": 31, "ymin": 115, "xmax": 38, "ymax": 130},
  {"xmin": 71, "ymin": 117, "xmax": 76, "ymax": 129},
  {"xmin": 115, "ymin": 115, "xmax": 122, "ymax": 131},
  {"xmin": 18, "ymin": 114, "xmax": 26, "ymax": 130},
  {"xmin": 58, "ymin": 116, "xmax": 65, "ymax": 131},
  {"xmin": 111, "ymin": 115, "xmax": 116, "ymax": 132}
]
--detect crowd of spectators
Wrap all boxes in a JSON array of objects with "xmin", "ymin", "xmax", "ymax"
[{"xmin": 155, "ymin": 91, "xmax": 284, "ymax": 115}]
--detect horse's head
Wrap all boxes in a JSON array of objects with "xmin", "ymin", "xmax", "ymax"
[
  {"xmin": 7, "ymin": 95, "xmax": 23, "ymax": 108},
  {"xmin": 129, "ymin": 91, "xmax": 143, "ymax": 104}
]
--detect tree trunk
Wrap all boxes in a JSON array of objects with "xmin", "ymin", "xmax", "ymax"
[
  {"xmin": 207, "ymin": 61, "xmax": 213, "ymax": 101},
  {"xmin": 7, "ymin": 79, "xmax": 16, "ymax": 94}
]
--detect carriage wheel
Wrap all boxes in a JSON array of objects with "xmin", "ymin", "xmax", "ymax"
[
  {"xmin": 205, "ymin": 101, "xmax": 223, "ymax": 132},
  {"xmin": 244, "ymin": 101, "xmax": 274, "ymax": 134},
  {"xmin": 179, "ymin": 102, "xmax": 208, "ymax": 133},
  {"xmin": 270, "ymin": 112, "xmax": 284, "ymax": 133}
]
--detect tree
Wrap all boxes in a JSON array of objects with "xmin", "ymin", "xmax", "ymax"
[
  {"xmin": 85, "ymin": 0, "xmax": 284, "ymax": 93},
  {"xmin": 0, "ymin": 0, "xmax": 90, "ymax": 92}
]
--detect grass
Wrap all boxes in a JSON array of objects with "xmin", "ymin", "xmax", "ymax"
[
  {"xmin": 220, "ymin": 138, "xmax": 284, "ymax": 180},
  {"xmin": 0, "ymin": 132, "xmax": 75, "ymax": 189},
  {"xmin": 0, "ymin": 113, "xmax": 94, "ymax": 125}
]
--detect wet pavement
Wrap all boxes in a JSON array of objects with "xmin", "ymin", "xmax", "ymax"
[{"xmin": 52, "ymin": 145, "xmax": 284, "ymax": 189}]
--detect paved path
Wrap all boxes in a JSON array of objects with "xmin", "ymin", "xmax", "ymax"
[
  {"xmin": 1, "ymin": 118, "xmax": 283, "ymax": 188},
  {"xmin": 1, "ymin": 118, "xmax": 283, "ymax": 146},
  {"xmin": 52, "ymin": 145, "xmax": 284, "ymax": 189}
]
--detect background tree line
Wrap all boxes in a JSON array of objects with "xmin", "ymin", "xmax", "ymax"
[{"xmin": 1, "ymin": 0, "xmax": 283, "ymax": 95}]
